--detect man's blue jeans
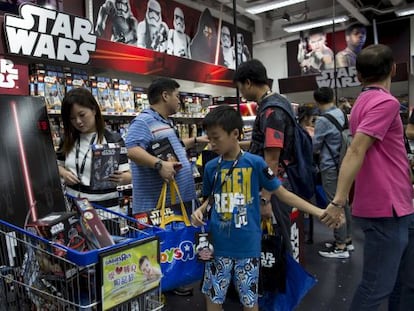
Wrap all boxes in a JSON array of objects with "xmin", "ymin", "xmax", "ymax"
[{"xmin": 350, "ymin": 214, "xmax": 414, "ymax": 311}]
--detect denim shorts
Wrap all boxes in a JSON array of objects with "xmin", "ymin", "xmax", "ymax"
[{"xmin": 201, "ymin": 256, "xmax": 260, "ymax": 308}]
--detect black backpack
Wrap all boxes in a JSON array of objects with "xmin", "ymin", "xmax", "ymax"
[{"xmin": 261, "ymin": 96, "xmax": 316, "ymax": 200}]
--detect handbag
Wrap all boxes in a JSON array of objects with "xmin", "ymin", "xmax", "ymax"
[
  {"xmin": 152, "ymin": 180, "xmax": 204, "ymax": 291},
  {"xmin": 259, "ymin": 216, "xmax": 286, "ymax": 294}
]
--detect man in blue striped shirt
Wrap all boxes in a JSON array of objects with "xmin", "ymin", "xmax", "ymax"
[{"xmin": 126, "ymin": 78, "xmax": 199, "ymax": 214}]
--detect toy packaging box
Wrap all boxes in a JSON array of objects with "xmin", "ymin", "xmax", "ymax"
[
  {"xmin": 119, "ymin": 79, "xmax": 135, "ymax": 113},
  {"xmin": 26, "ymin": 211, "xmax": 87, "ymax": 255},
  {"xmin": 73, "ymin": 198, "xmax": 115, "ymax": 249},
  {"xmin": 97, "ymin": 76, "xmax": 114, "ymax": 113},
  {"xmin": 44, "ymin": 70, "xmax": 65, "ymax": 111},
  {"xmin": 90, "ymin": 143, "xmax": 126, "ymax": 190}
]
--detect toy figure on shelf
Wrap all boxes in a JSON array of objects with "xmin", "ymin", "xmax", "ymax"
[
  {"xmin": 95, "ymin": 0, "xmax": 138, "ymax": 45},
  {"xmin": 167, "ymin": 7, "xmax": 191, "ymax": 58},
  {"xmin": 137, "ymin": 0, "xmax": 169, "ymax": 52}
]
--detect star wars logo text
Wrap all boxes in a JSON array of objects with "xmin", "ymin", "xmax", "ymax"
[
  {"xmin": 4, "ymin": 3, "xmax": 96, "ymax": 64},
  {"xmin": 0, "ymin": 59, "xmax": 18, "ymax": 88},
  {"xmin": 316, "ymin": 67, "xmax": 360, "ymax": 89}
]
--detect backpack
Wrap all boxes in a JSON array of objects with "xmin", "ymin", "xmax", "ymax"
[
  {"xmin": 261, "ymin": 96, "xmax": 316, "ymax": 200},
  {"xmin": 320, "ymin": 111, "xmax": 352, "ymax": 171}
]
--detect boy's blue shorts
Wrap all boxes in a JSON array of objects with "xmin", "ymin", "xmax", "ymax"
[{"xmin": 201, "ymin": 256, "xmax": 260, "ymax": 308}]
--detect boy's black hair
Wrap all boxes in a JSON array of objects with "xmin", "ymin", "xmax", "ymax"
[
  {"xmin": 313, "ymin": 87, "xmax": 334, "ymax": 104},
  {"xmin": 356, "ymin": 44, "xmax": 394, "ymax": 83},
  {"xmin": 233, "ymin": 59, "xmax": 268, "ymax": 85},
  {"xmin": 202, "ymin": 105, "xmax": 244, "ymax": 139},
  {"xmin": 148, "ymin": 78, "xmax": 180, "ymax": 105}
]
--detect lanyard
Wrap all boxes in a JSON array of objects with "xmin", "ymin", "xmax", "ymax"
[
  {"xmin": 361, "ymin": 86, "xmax": 384, "ymax": 92},
  {"xmin": 210, "ymin": 151, "xmax": 243, "ymax": 198},
  {"xmin": 75, "ymin": 133, "xmax": 96, "ymax": 180}
]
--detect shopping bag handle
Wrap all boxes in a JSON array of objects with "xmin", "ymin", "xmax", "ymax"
[
  {"xmin": 261, "ymin": 218, "xmax": 275, "ymax": 235},
  {"xmin": 156, "ymin": 180, "xmax": 191, "ymax": 228}
]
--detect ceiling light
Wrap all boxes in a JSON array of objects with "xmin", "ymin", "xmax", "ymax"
[
  {"xmin": 282, "ymin": 15, "xmax": 349, "ymax": 33},
  {"xmin": 245, "ymin": 0, "xmax": 307, "ymax": 15},
  {"xmin": 395, "ymin": 5, "xmax": 414, "ymax": 17}
]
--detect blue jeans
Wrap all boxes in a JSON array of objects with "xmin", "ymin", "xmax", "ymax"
[
  {"xmin": 350, "ymin": 214, "xmax": 414, "ymax": 311},
  {"xmin": 321, "ymin": 168, "xmax": 352, "ymax": 244},
  {"xmin": 389, "ymin": 217, "xmax": 414, "ymax": 310}
]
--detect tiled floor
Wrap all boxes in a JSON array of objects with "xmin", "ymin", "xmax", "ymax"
[{"xmin": 163, "ymin": 219, "xmax": 389, "ymax": 310}]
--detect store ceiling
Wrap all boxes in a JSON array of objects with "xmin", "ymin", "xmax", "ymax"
[{"xmin": 176, "ymin": 0, "xmax": 414, "ymax": 42}]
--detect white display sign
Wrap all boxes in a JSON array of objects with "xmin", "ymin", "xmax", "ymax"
[{"xmin": 4, "ymin": 3, "xmax": 97, "ymax": 65}]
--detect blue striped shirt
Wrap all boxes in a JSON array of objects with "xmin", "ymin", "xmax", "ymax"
[{"xmin": 125, "ymin": 108, "xmax": 196, "ymax": 213}]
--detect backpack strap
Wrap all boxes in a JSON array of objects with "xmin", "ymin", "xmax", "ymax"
[
  {"xmin": 320, "ymin": 113, "xmax": 346, "ymax": 171},
  {"xmin": 321, "ymin": 113, "xmax": 344, "ymax": 132}
]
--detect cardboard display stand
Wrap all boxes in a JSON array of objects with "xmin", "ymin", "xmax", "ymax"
[{"xmin": 0, "ymin": 95, "xmax": 67, "ymax": 228}]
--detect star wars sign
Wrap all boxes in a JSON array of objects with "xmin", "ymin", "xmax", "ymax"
[
  {"xmin": 4, "ymin": 3, "xmax": 96, "ymax": 65},
  {"xmin": 316, "ymin": 67, "xmax": 361, "ymax": 89},
  {"xmin": 0, "ymin": 58, "xmax": 28, "ymax": 95}
]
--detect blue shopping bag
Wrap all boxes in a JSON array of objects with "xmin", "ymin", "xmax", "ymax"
[
  {"xmin": 259, "ymin": 253, "xmax": 317, "ymax": 311},
  {"xmin": 154, "ymin": 181, "xmax": 204, "ymax": 292},
  {"xmin": 156, "ymin": 222, "xmax": 204, "ymax": 291}
]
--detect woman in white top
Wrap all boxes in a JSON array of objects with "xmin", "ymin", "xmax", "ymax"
[{"xmin": 57, "ymin": 88, "xmax": 131, "ymax": 213}]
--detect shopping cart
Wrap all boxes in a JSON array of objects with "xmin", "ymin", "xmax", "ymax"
[{"xmin": 0, "ymin": 206, "xmax": 164, "ymax": 311}]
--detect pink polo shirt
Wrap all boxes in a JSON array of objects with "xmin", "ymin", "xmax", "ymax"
[{"xmin": 350, "ymin": 86, "xmax": 413, "ymax": 218}]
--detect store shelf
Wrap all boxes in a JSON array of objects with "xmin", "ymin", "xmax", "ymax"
[
  {"xmin": 171, "ymin": 115, "xmax": 205, "ymax": 124},
  {"xmin": 47, "ymin": 109, "xmax": 140, "ymax": 118}
]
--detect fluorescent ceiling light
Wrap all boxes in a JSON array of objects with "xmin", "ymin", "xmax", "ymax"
[
  {"xmin": 395, "ymin": 6, "xmax": 414, "ymax": 17},
  {"xmin": 282, "ymin": 15, "xmax": 349, "ymax": 33},
  {"xmin": 245, "ymin": 0, "xmax": 307, "ymax": 15}
]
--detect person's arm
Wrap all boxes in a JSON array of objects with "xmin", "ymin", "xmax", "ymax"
[
  {"xmin": 273, "ymin": 185, "xmax": 324, "ymax": 218},
  {"xmin": 127, "ymin": 146, "xmax": 178, "ymax": 182},
  {"xmin": 182, "ymin": 135, "xmax": 209, "ymax": 150},
  {"xmin": 58, "ymin": 165, "xmax": 80, "ymax": 186},
  {"xmin": 261, "ymin": 147, "xmax": 281, "ymax": 216},
  {"xmin": 321, "ymin": 132, "xmax": 375, "ymax": 227},
  {"xmin": 406, "ymin": 123, "xmax": 414, "ymax": 140}
]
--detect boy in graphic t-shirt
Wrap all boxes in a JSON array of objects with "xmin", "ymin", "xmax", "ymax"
[{"xmin": 191, "ymin": 105, "xmax": 332, "ymax": 311}]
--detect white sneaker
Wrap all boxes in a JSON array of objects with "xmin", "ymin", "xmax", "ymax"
[
  {"xmin": 319, "ymin": 246, "xmax": 350, "ymax": 259},
  {"xmin": 324, "ymin": 241, "xmax": 355, "ymax": 252}
]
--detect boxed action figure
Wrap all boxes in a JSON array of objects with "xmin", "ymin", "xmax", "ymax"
[
  {"xmin": 90, "ymin": 143, "xmax": 126, "ymax": 190},
  {"xmin": 26, "ymin": 211, "xmax": 87, "ymax": 256},
  {"xmin": 73, "ymin": 198, "xmax": 115, "ymax": 249}
]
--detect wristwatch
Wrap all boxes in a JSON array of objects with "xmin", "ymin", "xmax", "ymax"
[{"xmin": 154, "ymin": 159, "xmax": 163, "ymax": 171}]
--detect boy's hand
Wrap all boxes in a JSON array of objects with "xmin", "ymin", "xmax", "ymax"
[
  {"xmin": 320, "ymin": 204, "xmax": 345, "ymax": 228},
  {"xmin": 191, "ymin": 208, "xmax": 206, "ymax": 227}
]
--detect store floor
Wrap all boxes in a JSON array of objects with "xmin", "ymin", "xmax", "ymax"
[{"xmin": 163, "ymin": 219, "xmax": 389, "ymax": 311}]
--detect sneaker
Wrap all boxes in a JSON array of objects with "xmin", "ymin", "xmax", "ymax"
[
  {"xmin": 318, "ymin": 246, "xmax": 350, "ymax": 259},
  {"xmin": 324, "ymin": 240, "xmax": 355, "ymax": 251}
]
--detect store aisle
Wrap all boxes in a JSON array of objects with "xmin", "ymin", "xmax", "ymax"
[{"xmin": 164, "ymin": 220, "xmax": 389, "ymax": 311}]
